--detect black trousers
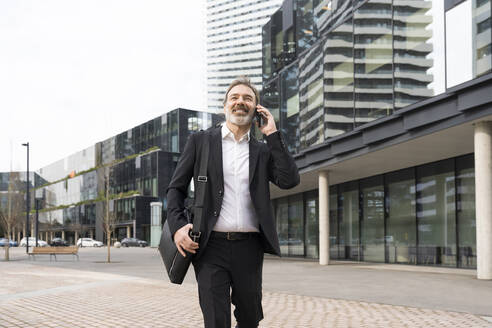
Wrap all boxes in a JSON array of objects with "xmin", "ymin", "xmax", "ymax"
[{"xmin": 193, "ymin": 233, "xmax": 264, "ymax": 328}]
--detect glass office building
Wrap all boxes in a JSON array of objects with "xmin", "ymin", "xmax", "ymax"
[
  {"xmin": 263, "ymin": 0, "xmax": 492, "ymax": 271},
  {"xmin": 30, "ymin": 109, "xmax": 221, "ymax": 245}
]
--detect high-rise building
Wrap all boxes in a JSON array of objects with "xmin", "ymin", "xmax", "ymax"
[
  {"xmin": 261, "ymin": 0, "xmax": 492, "ymax": 279},
  {"xmin": 206, "ymin": 0, "xmax": 284, "ymax": 111}
]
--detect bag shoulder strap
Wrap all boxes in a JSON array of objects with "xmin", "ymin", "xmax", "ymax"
[{"xmin": 190, "ymin": 132, "xmax": 210, "ymax": 237}]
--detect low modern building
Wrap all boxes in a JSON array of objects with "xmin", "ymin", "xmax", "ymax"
[
  {"xmin": 22, "ymin": 108, "xmax": 222, "ymax": 245},
  {"xmin": 261, "ymin": 0, "xmax": 492, "ymax": 279}
]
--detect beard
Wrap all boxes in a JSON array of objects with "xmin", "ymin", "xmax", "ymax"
[{"xmin": 225, "ymin": 106, "xmax": 254, "ymax": 126}]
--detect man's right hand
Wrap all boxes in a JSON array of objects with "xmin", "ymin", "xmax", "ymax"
[{"xmin": 174, "ymin": 223, "xmax": 199, "ymax": 257}]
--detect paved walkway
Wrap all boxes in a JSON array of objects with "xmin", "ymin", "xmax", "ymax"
[{"xmin": 1, "ymin": 248, "xmax": 492, "ymax": 327}]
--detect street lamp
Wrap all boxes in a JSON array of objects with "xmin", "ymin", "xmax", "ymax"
[{"xmin": 22, "ymin": 142, "xmax": 30, "ymax": 253}]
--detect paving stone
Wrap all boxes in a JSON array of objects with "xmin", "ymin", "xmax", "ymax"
[{"xmin": 1, "ymin": 262, "xmax": 491, "ymax": 328}]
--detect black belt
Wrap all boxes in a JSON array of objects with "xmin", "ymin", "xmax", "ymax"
[{"xmin": 210, "ymin": 231, "xmax": 259, "ymax": 241}]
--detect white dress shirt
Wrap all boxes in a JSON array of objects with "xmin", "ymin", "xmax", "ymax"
[{"xmin": 213, "ymin": 124, "xmax": 260, "ymax": 233}]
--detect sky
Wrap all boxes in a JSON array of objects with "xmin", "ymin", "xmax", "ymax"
[{"xmin": 0, "ymin": 0, "xmax": 208, "ymax": 172}]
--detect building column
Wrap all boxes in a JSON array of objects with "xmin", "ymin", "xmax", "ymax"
[
  {"xmin": 319, "ymin": 170, "xmax": 330, "ymax": 265},
  {"xmin": 475, "ymin": 121, "xmax": 492, "ymax": 280},
  {"xmin": 90, "ymin": 230, "xmax": 94, "ymax": 239},
  {"xmin": 127, "ymin": 226, "xmax": 131, "ymax": 238},
  {"xmin": 17, "ymin": 230, "xmax": 21, "ymax": 243},
  {"xmin": 74, "ymin": 231, "xmax": 78, "ymax": 243},
  {"xmin": 61, "ymin": 230, "xmax": 65, "ymax": 240}
]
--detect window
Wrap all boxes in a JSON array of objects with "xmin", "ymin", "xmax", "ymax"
[
  {"xmin": 360, "ymin": 176, "xmax": 384, "ymax": 262},
  {"xmin": 416, "ymin": 160, "xmax": 456, "ymax": 267}
]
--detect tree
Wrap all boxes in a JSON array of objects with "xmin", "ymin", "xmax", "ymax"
[
  {"xmin": 102, "ymin": 167, "xmax": 117, "ymax": 263},
  {"xmin": 0, "ymin": 172, "xmax": 24, "ymax": 261}
]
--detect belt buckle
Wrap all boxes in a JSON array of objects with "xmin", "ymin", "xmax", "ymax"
[
  {"xmin": 226, "ymin": 232, "xmax": 233, "ymax": 241},
  {"xmin": 189, "ymin": 231, "xmax": 201, "ymax": 242}
]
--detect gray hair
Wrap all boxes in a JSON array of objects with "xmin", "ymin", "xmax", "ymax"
[{"xmin": 223, "ymin": 76, "xmax": 260, "ymax": 106}]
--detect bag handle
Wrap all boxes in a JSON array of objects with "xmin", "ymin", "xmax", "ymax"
[{"xmin": 190, "ymin": 133, "xmax": 209, "ymax": 241}]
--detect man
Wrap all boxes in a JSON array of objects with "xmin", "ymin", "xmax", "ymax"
[{"xmin": 166, "ymin": 77, "xmax": 300, "ymax": 328}]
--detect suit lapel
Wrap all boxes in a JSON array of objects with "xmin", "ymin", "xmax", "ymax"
[
  {"xmin": 249, "ymin": 135, "xmax": 260, "ymax": 185},
  {"xmin": 210, "ymin": 127, "xmax": 224, "ymax": 189}
]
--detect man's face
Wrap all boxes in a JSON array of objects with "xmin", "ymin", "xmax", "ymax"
[{"xmin": 223, "ymin": 84, "xmax": 256, "ymax": 127}]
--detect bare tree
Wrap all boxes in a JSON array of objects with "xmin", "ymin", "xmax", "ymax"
[
  {"xmin": 102, "ymin": 167, "xmax": 117, "ymax": 263},
  {"xmin": 0, "ymin": 172, "xmax": 24, "ymax": 261}
]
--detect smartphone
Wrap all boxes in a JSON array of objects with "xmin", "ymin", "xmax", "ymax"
[{"xmin": 255, "ymin": 108, "xmax": 263, "ymax": 127}]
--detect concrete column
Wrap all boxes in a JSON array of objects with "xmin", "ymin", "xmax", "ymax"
[
  {"xmin": 319, "ymin": 170, "xmax": 330, "ymax": 265},
  {"xmin": 17, "ymin": 230, "xmax": 21, "ymax": 243},
  {"xmin": 90, "ymin": 230, "xmax": 94, "ymax": 239},
  {"xmin": 61, "ymin": 230, "xmax": 65, "ymax": 240},
  {"xmin": 475, "ymin": 121, "xmax": 492, "ymax": 280},
  {"xmin": 127, "ymin": 226, "xmax": 131, "ymax": 238},
  {"xmin": 74, "ymin": 231, "xmax": 78, "ymax": 244}
]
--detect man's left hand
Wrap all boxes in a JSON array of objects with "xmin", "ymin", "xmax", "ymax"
[{"xmin": 256, "ymin": 105, "xmax": 277, "ymax": 136}]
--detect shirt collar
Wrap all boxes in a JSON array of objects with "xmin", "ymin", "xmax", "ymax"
[{"xmin": 221, "ymin": 123, "xmax": 250, "ymax": 143}]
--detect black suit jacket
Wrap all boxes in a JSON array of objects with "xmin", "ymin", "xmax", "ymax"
[{"xmin": 166, "ymin": 126, "xmax": 300, "ymax": 260}]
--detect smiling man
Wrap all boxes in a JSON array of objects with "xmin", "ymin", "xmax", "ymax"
[{"xmin": 166, "ymin": 76, "xmax": 300, "ymax": 328}]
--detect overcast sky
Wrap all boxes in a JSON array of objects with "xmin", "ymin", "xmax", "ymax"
[{"xmin": 0, "ymin": 0, "xmax": 208, "ymax": 172}]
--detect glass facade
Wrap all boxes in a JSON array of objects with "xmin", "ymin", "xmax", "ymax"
[
  {"xmin": 386, "ymin": 168, "xmax": 416, "ymax": 264},
  {"xmin": 30, "ymin": 108, "xmax": 221, "ymax": 244},
  {"xmin": 305, "ymin": 190, "xmax": 319, "ymax": 258},
  {"xmin": 416, "ymin": 160, "xmax": 456, "ymax": 266},
  {"xmin": 329, "ymin": 186, "xmax": 338, "ymax": 259},
  {"xmin": 393, "ymin": 0, "xmax": 434, "ymax": 110},
  {"xmin": 272, "ymin": 154, "xmax": 477, "ymax": 268},
  {"xmin": 280, "ymin": 65, "xmax": 300, "ymax": 153},
  {"xmin": 262, "ymin": 0, "xmax": 452, "ymax": 150},
  {"xmin": 324, "ymin": 18, "xmax": 355, "ymax": 137},
  {"xmin": 360, "ymin": 176, "xmax": 384, "ymax": 262},
  {"xmin": 340, "ymin": 181, "xmax": 360, "ymax": 260},
  {"xmin": 100, "ymin": 109, "xmax": 219, "ymax": 165},
  {"xmin": 456, "ymin": 155, "xmax": 476, "ymax": 268},
  {"xmin": 299, "ymin": 44, "xmax": 324, "ymax": 148}
]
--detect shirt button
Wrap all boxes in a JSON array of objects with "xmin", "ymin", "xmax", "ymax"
[
  {"xmin": 218, "ymin": 190, "xmax": 223, "ymax": 196},
  {"xmin": 213, "ymin": 211, "xmax": 218, "ymax": 217}
]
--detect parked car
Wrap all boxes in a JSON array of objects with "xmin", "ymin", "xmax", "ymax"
[
  {"xmin": 0, "ymin": 238, "xmax": 18, "ymax": 247},
  {"xmin": 50, "ymin": 238, "xmax": 69, "ymax": 247},
  {"xmin": 120, "ymin": 238, "xmax": 148, "ymax": 247},
  {"xmin": 77, "ymin": 238, "xmax": 103, "ymax": 247},
  {"xmin": 19, "ymin": 237, "xmax": 48, "ymax": 247}
]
